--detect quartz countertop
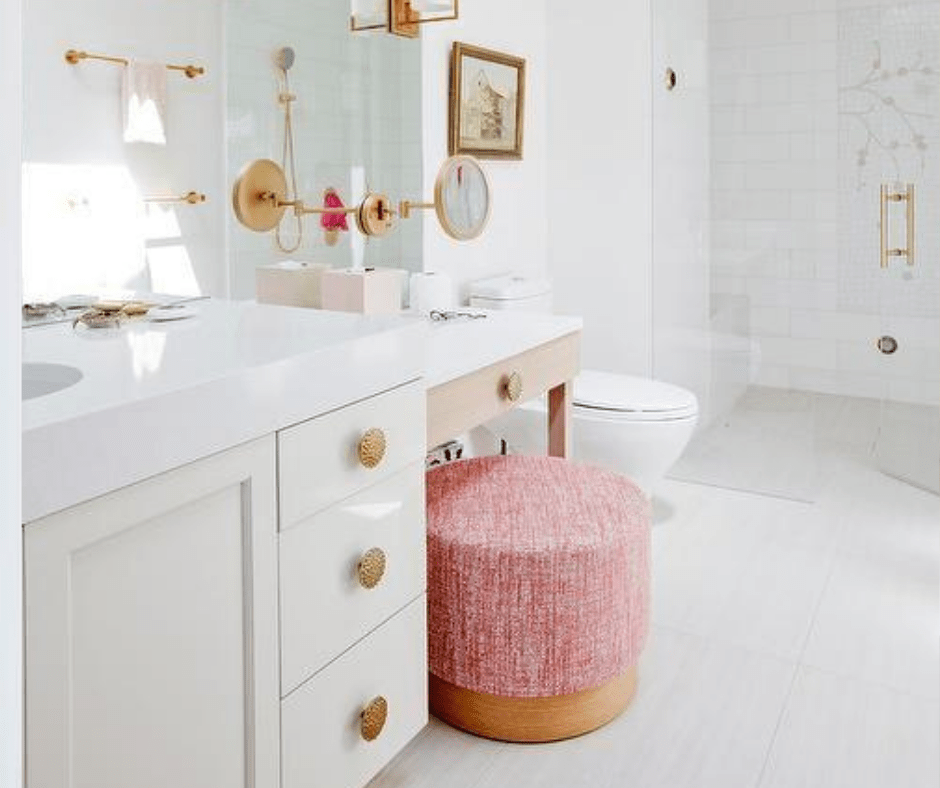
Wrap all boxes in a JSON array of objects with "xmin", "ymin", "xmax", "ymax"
[{"xmin": 23, "ymin": 299, "xmax": 426, "ymax": 522}]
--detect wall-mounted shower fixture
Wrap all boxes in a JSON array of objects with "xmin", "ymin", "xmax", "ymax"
[{"xmin": 880, "ymin": 183, "xmax": 915, "ymax": 269}]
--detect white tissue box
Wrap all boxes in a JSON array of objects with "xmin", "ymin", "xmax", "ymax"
[
  {"xmin": 320, "ymin": 268, "xmax": 405, "ymax": 314},
  {"xmin": 256, "ymin": 261, "xmax": 330, "ymax": 308}
]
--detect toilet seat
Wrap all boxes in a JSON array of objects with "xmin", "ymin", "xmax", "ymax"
[{"xmin": 572, "ymin": 370, "xmax": 699, "ymax": 422}]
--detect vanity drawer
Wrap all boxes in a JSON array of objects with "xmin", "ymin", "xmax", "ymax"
[
  {"xmin": 279, "ymin": 465, "xmax": 425, "ymax": 696},
  {"xmin": 278, "ymin": 380, "xmax": 425, "ymax": 530},
  {"xmin": 427, "ymin": 332, "xmax": 579, "ymax": 448},
  {"xmin": 281, "ymin": 598, "xmax": 428, "ymax": 788}
]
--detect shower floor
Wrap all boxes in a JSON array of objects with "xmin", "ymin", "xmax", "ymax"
[
  {"xmin": 367, "ymin": 388, "xmax": 940, "ymax": 788},
  {"xmin": 669, "ymin": 386, "xmax": 938, "ymax": 502}
]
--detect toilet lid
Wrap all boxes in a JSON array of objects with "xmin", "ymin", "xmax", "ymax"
[{"xmin": 573, "ymin": 370, "xmax": 699, "ymax": 420}]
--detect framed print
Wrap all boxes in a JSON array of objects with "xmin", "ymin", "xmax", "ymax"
[{"xmin": 449, "ymin": 42, "xmax": 525, "ymax": 160}]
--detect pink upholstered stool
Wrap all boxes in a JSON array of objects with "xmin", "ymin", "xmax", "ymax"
[{"xmin": 426, "ymin": 455, "xmax": 650, "ymax": 743}]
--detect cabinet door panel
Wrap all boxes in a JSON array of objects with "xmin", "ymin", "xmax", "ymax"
[{"xmin": 25, "ymin": 437, "xmax": 279, "ymax": 788}]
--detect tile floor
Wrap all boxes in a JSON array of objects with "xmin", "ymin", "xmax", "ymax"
[{"xmin": 369, "ymin": 390, "xmax": 940, "ymax": 788}]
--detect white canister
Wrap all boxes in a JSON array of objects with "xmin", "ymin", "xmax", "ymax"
[{"xmin": 409, "ymin": 272, "xmax": 455, "ymax": 315}]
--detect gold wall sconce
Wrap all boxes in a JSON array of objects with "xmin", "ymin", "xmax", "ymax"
[
  {"xmin": 231, "ymin": 159, "xmax": 395, "ymax": 239},
  {"xmin": 350, "ymin": 0, "xmax": 458, "ymax": 38}
]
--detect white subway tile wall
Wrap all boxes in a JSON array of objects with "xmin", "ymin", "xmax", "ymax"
[{"xmin": 709, "ymin": 0, "xmax": 939, "ymax": 405}]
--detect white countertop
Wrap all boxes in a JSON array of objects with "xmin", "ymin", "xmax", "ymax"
[
  {"xmin": 424, "ymin": 310, "xmax": 582, "ymax": 388},
  {"xmin": 23, "ymin": 299, "xmax": 426, "ymax": 522}
]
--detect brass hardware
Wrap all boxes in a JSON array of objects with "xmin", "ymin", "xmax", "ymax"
[
  {"xmin": 65, "ymin": 49, "xmax": 204, "ymax": 78},
  {"xmin": 145, "ymin": 191, "xmax": 206, "ymax": 206},
  {"xmin": 355, "ymin": 193, "xmax": 395, "ymax": 238},
  {"xmin": 665, "ymin": 67, "xmax": 678, "ymax": 91},
  {"xmin": 876, "ymin": 336, "xmax": 899, "ymax": 355},
  {"xmin": 357, "ymin": 548, "xmax": 387, "ymax": 590},
  {"xmin": 232, "ymin": 158, "xmax": 392, "ymax": 237},
  {"xmin": 360, "ymin": 696, "xmax": 388, "ymax": 742},
  {"xmin": 358, "ymin": 428, "xmax": 388, "ymax": 469},
  {"xmin": 399, "ymin": 200, "xmax": 435, "ymax": 220},
  {"xmin": 880, "ymin": 183, "xmax": 915, "ymax": 269},
  {"xmin": 502, "ymin": 372, "xmax": 523, "ymax": 403}
]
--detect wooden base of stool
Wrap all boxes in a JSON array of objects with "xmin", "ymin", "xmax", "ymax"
[{"xmin": 429, "ymin": 666, "xmax": 638, "ymax": 743}]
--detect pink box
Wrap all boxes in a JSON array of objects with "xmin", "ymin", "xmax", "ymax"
[{"xmin": 320, "ymin": 268, "xmax": 405, "ymax": 314}]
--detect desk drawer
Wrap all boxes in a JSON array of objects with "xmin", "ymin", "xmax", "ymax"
[
  {"xmin": 278, "ymin": 381, "xmax": 425, "ymax": 530},
  {"xmin": 279, "ymin": 465, "xmax": 425, "ymax": 696},
  {"xmin": 281, "ymin": 598, "xmax": 428, "ymax": 788},
  {"xmin": 427, "ymin": 332, "xmax": 579, "ymax": 448}
]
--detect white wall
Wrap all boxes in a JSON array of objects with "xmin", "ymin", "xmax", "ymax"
[
  {"xmin": 545, "ymin": 1, "xmax": 654, "ymax": 376},
  {"xmin": 1, "ymin": 0, "xmax": 22, "ymax": 785},
  {"xmin": 420, "ymin": 0, "xmax": 549, "ymax": 303},
  {"xmin": 21, "ymin": 0, "xmax": 226, "ymax": 301}
]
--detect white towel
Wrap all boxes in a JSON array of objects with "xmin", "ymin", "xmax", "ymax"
[{"xmin": 122, "ymin": 60, "xmax": 167, "ymax": 145}]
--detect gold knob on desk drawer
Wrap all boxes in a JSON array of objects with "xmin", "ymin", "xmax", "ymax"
[
  {"xmin": 501, "ymin": 371, "xmax": 523, "ymax": 403},
  {"xmin": 360, "ymin": 696, "xmax": 388, "ymax": 742},
  {"xmin": 357, "ymin": 548, "xmax": 387, "ymax": 589},
  {"xmin": 358, "ymin": 428, "xmax": 387, "ymax": 469}
]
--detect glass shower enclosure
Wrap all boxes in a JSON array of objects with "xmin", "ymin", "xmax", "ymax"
[{"xmin": 653, "ymin": 0, "xmax": 939, "ymax": 500}]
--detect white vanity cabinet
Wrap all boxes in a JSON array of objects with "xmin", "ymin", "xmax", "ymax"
[
  {"xmin": 24, "ymin": 380, "xmax": 428, "ymax": 788},
  {"xmin": 24, "ymin": 436, "xmax": 281, "ymax": 788},
  {"xmin": 276, "ymin": 379, "xmax": 428, "ymax": 788}
]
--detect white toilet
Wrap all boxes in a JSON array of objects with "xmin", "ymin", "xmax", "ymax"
[{"xmin": 469, "ymin": 275, "xmax": 699, "ymax": 496}]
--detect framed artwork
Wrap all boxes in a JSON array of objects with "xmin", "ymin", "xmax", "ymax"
[{"xmin": 449, "ymin": 42, "xmax": 526, "ymax": 160}]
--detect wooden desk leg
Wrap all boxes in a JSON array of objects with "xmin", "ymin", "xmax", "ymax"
[{"xmin": 548, "ymin": 381, "xmax": 572, "ymax": 459}]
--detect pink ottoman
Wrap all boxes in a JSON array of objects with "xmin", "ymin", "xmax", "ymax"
[{"xmin": 426, "ymin": 455, "xmax": 650, "ymax": 742}]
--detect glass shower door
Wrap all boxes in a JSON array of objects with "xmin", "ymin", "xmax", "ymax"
[{"xmin": 838, "ymin": 3, "xmax": 940, "ymax": 493}]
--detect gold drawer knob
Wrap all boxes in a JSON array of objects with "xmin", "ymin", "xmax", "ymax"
[
  {"xmin": 360, "ymin": 696, "xmax": 388, "ymax": 742},
  {"xmin": 358, "ymin": 428, "xmax": 387, "ymax": 469},
  {"xmin": 502, "ymin": 371, "xmax": 523, "ymax": 403},
  {"xmin": 357, "ymin": 548, "xmax": 387, "ymax": 589}
]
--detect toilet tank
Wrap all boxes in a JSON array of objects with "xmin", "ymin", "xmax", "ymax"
[{"xmin": 468, "ymin": 275, "xmax": 553, "ymax": 312}]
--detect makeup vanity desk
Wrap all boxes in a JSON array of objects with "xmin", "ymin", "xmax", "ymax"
[{"xmin": 424, "ymin": 310, "xmax": 583, "ymax": 457}]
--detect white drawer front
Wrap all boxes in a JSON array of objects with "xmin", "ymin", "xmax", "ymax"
[
  {"xmin": 278, "ymin": 381, "xmax": 425, "ymax": 530},
  {"xmin": 281, "ymin": 598, "xmax": 428, "ymax": 788},
  {"xmin": 279, "ymin": 465, "xmax": 426, "ymax": 695}
]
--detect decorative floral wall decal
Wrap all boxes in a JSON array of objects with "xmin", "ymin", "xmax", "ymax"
[{"xmin": 840, "ymin": 40, "xmax": 933, "ymax": 190}]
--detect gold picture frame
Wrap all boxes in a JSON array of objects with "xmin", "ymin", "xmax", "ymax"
[{"xmin": 449, "ymin": 43, "xmax": 526, "ymax": 160}]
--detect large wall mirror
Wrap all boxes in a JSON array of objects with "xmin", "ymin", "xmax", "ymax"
[{"xmin": 226, "ymin": 0, "xmax": 425, "ymax": 298}]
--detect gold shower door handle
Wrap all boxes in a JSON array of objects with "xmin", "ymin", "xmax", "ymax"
[{"xmin": 880, "ymin": 184, "xmax": 915, "ymax": 269}]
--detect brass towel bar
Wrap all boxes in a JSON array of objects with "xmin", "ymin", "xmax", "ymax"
[
  {"xmin": 145, "ymin": 192, "xmax": 207, "ymax": 205},
  {"xmin": 65, "ymin": 49, "xmax": 205, "ymax": 79}
]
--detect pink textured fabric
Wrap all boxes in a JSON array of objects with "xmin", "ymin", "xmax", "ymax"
[{"xmin": 427, "ymin": 455, "xmax": 650, "ymax": 699}]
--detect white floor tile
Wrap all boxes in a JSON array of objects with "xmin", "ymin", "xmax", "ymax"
[
  {"xmin": 652, "ymin": 488, "xmax": 839, "ymax": 660},
  {"xmin": 470, "ymin": 627, "xmax": 796, "ymax": 788},
  {"xmin": 759, "ymin": 667, "xmax": 940, "ymax": 788},
  {"xmin": 367, "ymin": 716, "xmax": 504, "ymax": 788},
  {"xmin": 801, "ymin": 548, "xmax": 940, "ymax": 700}
]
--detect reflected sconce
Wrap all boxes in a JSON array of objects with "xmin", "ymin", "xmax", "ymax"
[
  {"xmin": 231, "ymin": 159, "xmax": 395, "ymax": 239},
  {"xmin": 351, "ymin": 0, "xmax": 458, "ymax": 38}
]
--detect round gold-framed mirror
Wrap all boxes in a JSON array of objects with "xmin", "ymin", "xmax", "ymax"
[
  {"xmin": 231, "ymin": 159, "xmax": 288, "ymax": 232},
  {"xmin": 433, "ymin": 155, "xmax": 491, "ymax": 241}
]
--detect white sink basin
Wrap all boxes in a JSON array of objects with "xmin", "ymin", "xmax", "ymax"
[{"xmin": 23, "ymin": 363, "xmax": 83, "ymax": 400}]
